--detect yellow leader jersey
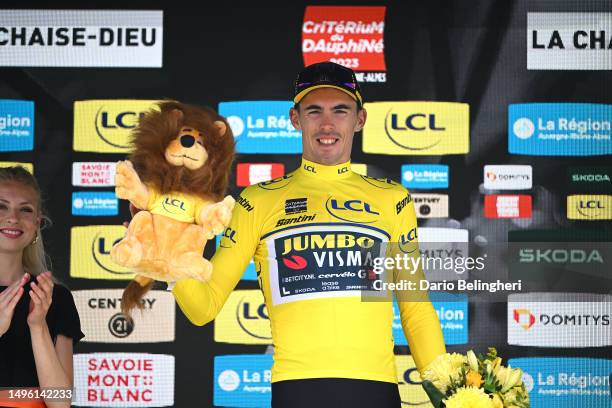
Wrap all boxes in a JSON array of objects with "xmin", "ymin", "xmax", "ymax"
[{"xmin": 173, "ymin": 158, "xmax": 446, "ymax": 383}]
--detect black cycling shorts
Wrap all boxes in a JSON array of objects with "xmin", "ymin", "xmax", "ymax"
[{"xmin": 271, "ymin": 377, "xmax": 401, "ymax": 408}]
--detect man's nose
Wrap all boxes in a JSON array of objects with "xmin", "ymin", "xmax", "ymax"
[
  {"xmin": 180, "ymin": 134, "xmax": 195, "ymax": 148},
  {"xmin": 320, "ymin": 113, "xmax": 335, "ymax": 129}
]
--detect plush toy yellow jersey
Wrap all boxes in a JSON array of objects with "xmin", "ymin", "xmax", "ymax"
[{"xmin": 110, "ymin": 101, "xmax": 235, "ymax": 317}]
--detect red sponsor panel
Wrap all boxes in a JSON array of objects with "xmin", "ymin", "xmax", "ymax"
[
  {"xmin": 302, "ymin": 6, "xmax": 386, "ymax": 72},
  {"xmin": 484, "ymin": 195, "xmax": 532, "ymax": 218},
  {"xmin": 236, "ymin": 163, "xmax": 285, "ymax": 187}
]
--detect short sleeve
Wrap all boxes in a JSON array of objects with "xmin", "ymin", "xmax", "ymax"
[
  {"xmin": 146, "ymin": 185, "xmax": 159, "ymax": 210},
  {"xmin": 47, "ymin": 284, "xmax": 85, "ymax": 346}
]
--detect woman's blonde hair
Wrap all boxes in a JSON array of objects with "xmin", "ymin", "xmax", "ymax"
[{"xmin": 0, "ymin": 166, "xmax": 51, "ymax": 276}]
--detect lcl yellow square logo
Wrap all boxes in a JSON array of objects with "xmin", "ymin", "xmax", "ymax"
[
  {"xmin": 70, "ymin": 226, "xmax": 134, "ymax": 280},
  {"xmin": 214, "ymin": 290, "xmax": 271, "ymax": 345},
  {"xmin": 363, "ymin": 102, "xmax": 469, "ymax": 155},
  {"xmin": 73, "ymin": 100, "xmax": 158, "ymax": 153},
  {"xmin": 395, "ymin": 355, "xmax": 434, "ymax": 407},
  {"xmin": 567, "ymin": 195, "xmax": 612, "ymax": 220},
  {"xmin": 0, "ymin": 162, "xmax": 33, "ymax": 173}
]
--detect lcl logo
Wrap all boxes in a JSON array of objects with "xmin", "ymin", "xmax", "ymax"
[
  {"xmin": 329, "ymin": 199, "xmax": 379, "ymax": 214},
  {"xmin": 579, "ymin": 200, "xmax": 604, "ymax": 209},
  {"xmin": 98, "ymin": 111, "xmax": 144, "ymax": 129},
  {"xmin": 389, "ymin": 113, "xmax": 445, "ymax": 131},
  {"xmin": 162, "ymin": 197, "xmax": 186, "ymax": 214},
  {"xmin": 326, "ymin": 198, "xmax": 380, "ymax": 223},
  {"xmin": 303, "ymin": 164, "xmax": 317, "ymax": 173}
]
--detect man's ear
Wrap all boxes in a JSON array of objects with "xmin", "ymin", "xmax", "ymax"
[
  {"xmin": 355, "ymin": 108, "xmax": 367, "ymax": 132},
  {"xmin": 289, "ymin": 107, "xmax": 302, "ymax": 131}
]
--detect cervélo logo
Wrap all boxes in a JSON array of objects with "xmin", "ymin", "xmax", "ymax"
[
  {"xmin": 507, "ymin": 292, "xmax": 612, "ymax": 347},
  {"xmin": 0, "ymin": 10, "xmax": 163, "ymax": 67},
  {"xmin": 363, "ymin": 102, "xmax": 469, "ymax": 155},
  {"xmin": 219, "ymin": 101, "xmax": 301, "ymax": 154},
  {"xmin": 0, "ymin": 99, "xmax": 34, "ymax": 151},
  {"xmin": 509, "ymin": 103, "xmax": 612, "ymax": 156},
  {"xmin": 73, "ymin": 289, "xmax": 175, "ymax": 343},
  {"xmin": 302, "ymin": 6, "xmax": 386, "ymax": 83},
  {"xmin": 483, "ymin": 165, "xmax": 532, "ymax": 190},
  {"xmin": 527, "ymin": 12, "xmax": 612, "ymax": 70},
  {"xmin": 73, "ymin": 353, "xmax": 174, "ymax": 406}
]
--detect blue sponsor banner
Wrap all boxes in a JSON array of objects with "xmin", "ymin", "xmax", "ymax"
[
  {"xmin": 72, "ymin": 192, "xmax": 118, "ymax": 216},
  {"xmin": 393, "ymin": 292, "xmax": 468, "ymax": 345},
  {"xmin": 401, "ymin": 164, "xmax": 449, "ymax": 189},
  {"xmin": 509, "ymin": 103, "xmax": 612, "ymax": 156},
  {"xmin": 215, "ymin": 235, "xmax": 257, "ymax": 280},
  {"xmin": 508, "ymin": 357, "xmax": 612, "ymax": 408},
  {"xmin": 0, "ymin": 100, "xmax": 34, "ymax": 152},
  {"xmin": 219, "ymin": 101, "xmax": 302, "ymax": 154},
  {"xmin": 214, "ymin": 354, "xmax": 272, "ymax": 408}
]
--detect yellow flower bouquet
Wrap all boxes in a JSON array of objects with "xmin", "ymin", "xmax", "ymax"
[{"xmin": 421, "ymin": 348, "xmax": 530, "ymax": 407}]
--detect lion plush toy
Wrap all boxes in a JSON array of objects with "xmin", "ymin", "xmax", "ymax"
[{"xmin": 111, "ymin": 100, "xmax": 235, "ymax": 317}]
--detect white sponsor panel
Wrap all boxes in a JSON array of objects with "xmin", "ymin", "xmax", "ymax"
[
  {"xmin": 527, "ymin": 13, "xmax": 612, "ymax": 70},
  {"xmin": 419, "ymin": 228, "xmax": 469, "ymax": 282},
  {"xmin": 73, "ymin": 289, "xmax": 175, "ymax": 343},
  {"xmin": 412, "ymin": 194, "xmax": 449, "ymax": 218},
  {"xmin": 73, "ymin": 353, "xmax": 174, "ymax": 407},
  {"xmin": 508, "ymin": 292, "xmax": 612, "ymax": 347},
  {"xmin": 72, "ymin": 162, "xmax": 117, "ymax": 187},
  {"xmin": 484, "ymin": 165, "xmax": 532, "ymax": 190},
  {"xmin": 0, "ymin": 10, "xmax": 163, "ymax": 67},
  {"xmin": 249, "ymin": 164, "xmax": 274, "ymax": 184}
]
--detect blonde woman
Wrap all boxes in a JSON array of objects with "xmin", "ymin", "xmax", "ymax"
[{"xmin": 0, "ymin": 167, "xmax": 83, "ymax": 408}]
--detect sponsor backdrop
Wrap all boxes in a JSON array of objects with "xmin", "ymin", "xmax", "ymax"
[{"xmin": 0, "ymin": 1, "xmax": 610, "ymax": 407}]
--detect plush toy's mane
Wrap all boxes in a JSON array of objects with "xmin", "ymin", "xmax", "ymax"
[{"xmin": 129, "ymin": 100, "xmax": 235, "ymax": 201}]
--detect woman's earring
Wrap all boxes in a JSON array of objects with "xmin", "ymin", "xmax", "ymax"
[{"xmin": 31, "ymin": 233, "xmax": 39, "ymax": 245}]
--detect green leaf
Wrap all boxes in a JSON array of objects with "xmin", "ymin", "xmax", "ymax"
[{"xmin": 422, "ymin": 380, "xmax": 446, "ymax": 408}]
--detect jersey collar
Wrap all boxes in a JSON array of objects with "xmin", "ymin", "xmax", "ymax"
[{"xmin": 299, "ymin": 158, "xmax": 353, "ymax": 180}]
